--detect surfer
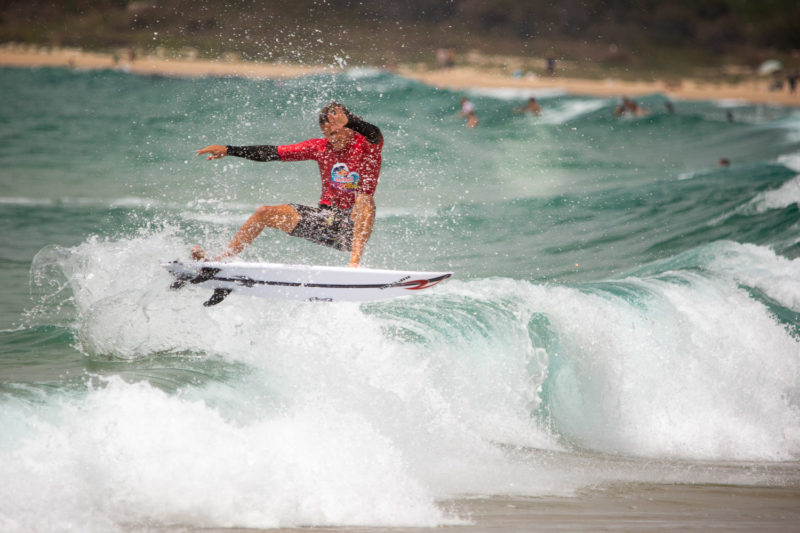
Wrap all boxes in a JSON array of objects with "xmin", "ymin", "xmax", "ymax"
[
  {"xmin": 459, "ymin": 97, "xmax": 478, "ymax": 128},
  {"xmin": 514, "ymin": 97, "xmax": 541, "ymax": 116},
  {"xmin": 193, "ymin": 102, "xmax": 383, "ymax": 268},
  {"xmin": 614, "ymin": 96, "xmax": 649, "ymax": 117}
]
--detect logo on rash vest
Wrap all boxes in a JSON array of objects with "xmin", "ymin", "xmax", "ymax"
[{"xmin": 330, "ymin": 163, "xmax": 360, "ymax": 189}]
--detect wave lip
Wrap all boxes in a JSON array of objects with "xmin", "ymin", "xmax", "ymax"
[{"xmin": 746, "ymin": 175, "xmax": 800, "ymax": 213}]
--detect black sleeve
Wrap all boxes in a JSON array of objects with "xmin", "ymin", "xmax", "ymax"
[
  {"xmin": 225, "ymin": 145, "xmax": 280, "ymax": 162},
  {"xmin": 345, "ymin": 114, "xmax": 383, "ymax": 145}
]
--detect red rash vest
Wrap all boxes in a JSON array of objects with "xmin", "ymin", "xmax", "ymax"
[{"xmin": 277, "ymin": 133, "xmax": 383, "ymax": 211}]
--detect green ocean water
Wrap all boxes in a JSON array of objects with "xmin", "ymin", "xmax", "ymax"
[{"xmin": 1, "ymin": 65, "xmax": 799, "ymax": 531}]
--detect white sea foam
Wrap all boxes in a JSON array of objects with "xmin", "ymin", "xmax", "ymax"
[
  {"xmin": 703, "ymin": 241, "xmax": 800, "ymax": 311},
  {"xmin": 778, "ymin": 153, "xmax": 800, "ymax": 172},
  {"xmin": 531, "ymin": 270, "xmax": 799, "ymax": 461},
  {"xmin": 465, "ymin": 87, "xmax": 566, "ymax": 101},
  {"xmin": 537, "ymin": 98, "xmax": 609, "ymax": 124},
  {"xmin": 30, "ymin": 233, "xmax": 800, "ymax": 464},
  {"xmin": 0, "ymin": 196, "xmax": 55, "ymax": 206},
  {"xmin": 376, "ymin": 206, "xmax": 438, "ymax": 219},
  {"xmin": 182, "ymin": 212, "xmax": 247, "ymax": 225},
  {"xmin": 108, "ymin": 196, "xmax": 158, "ymax": 208},
  {"xmin": 0, "ymin": 196, "xmax": 166, "ymax": 209},
  {"xmin": 10, "ymin": 233, "xmax": 561, "ymax": 531},
  {"xmin": 0, "ymin": 376, "xmax": 450, "ymax": 532},
  {"xmin": 746, "ymin": 174, "xmax": 800, "ymax": 212},
  {"xmin": 344, "ymin": 66, "xmax": 385, "ymax": 79},
  {"xmin": 7, "ymin": 231, "xmax": 799, "ymax": 531}
]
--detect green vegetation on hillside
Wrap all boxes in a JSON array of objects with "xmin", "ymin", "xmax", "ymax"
[{"xmin": 2, "ymin": 0, "xmax": 798, "ymax": 79}]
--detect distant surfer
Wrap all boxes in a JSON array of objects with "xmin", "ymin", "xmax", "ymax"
[
  {"xmin": 614, "ymin": 96, "xmax": 649, "ymax": 117},
  {"xmin": 193, "ymin": 102, "xmax": 383, "ymax": 268},
  {"xmin": 514, "ymin": 97, "xmax": 541, "ymax": 116},
  {"xmin": 459, "ymin": 97, "xmax": 478, "ymax": 128}
]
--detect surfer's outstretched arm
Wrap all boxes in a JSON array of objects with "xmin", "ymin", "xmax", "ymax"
[
  {"xmin": 349, "ymin": 194, "xmax": 375, "ymax": 268},
  {"xmin": 197, "ymin": 144, "xmax": 282, "ymax": 162}
]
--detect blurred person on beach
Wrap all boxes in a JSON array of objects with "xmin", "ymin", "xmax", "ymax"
[
  {"xmin": 546, "ymin": 55, "xmax": 556, "ymax": 76},
  {"xmin": 192, "ymin": 102, "xmax": 383, "ymax": 268},
  {"xmin": 436, "ymin": 48, "xmax": 455, "ymax": 69},
  {"xmin": 614, "ymin": 96, "xmax": 649, "ymax": 117},
  {"xmin": 514, "ymin": 97, "xmax": 541, "ymax": 116}
]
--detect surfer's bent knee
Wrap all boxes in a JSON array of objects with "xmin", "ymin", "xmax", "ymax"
[{"xmin": 253, "ymin": 204, "xmax": 299, "ymax": 233}]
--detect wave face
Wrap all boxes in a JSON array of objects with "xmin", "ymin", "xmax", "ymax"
[{"xmin": 1, "ymin": 66, "xmax": 799, "ymax": 532}]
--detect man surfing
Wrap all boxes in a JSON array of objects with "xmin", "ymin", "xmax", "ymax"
[{"xmin": 193, "ymin": 102, "xmax": 383, "ymax": 268}]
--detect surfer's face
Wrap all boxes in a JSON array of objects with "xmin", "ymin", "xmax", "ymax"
[{"xmin": 321, "ymin": 122, "xmax": 353, "ymax": 151}]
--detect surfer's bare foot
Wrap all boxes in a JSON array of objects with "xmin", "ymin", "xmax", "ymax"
[{"xmin": 191, "ymin": 245, "xmax": 206, "ymax": 261}]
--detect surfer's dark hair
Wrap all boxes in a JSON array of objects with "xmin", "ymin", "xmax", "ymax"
[{"xmin": 319, "ymin": 101, "xmax": 352, "ymax": 126}]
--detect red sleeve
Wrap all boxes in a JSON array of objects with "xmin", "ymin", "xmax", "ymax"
[{"xmin": 276, "ymin": 138, "xmax": 327, "ymax": 162}]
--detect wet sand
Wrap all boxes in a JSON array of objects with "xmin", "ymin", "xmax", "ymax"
[
  {"xmin": 437, "ymin": 485, "xmax": 800, "ymax": 532},
  {"xmin": 174, "ymin": 483, "xmax": 800, "ymax": 532},
  {"xmin": 2, "ymin": 45, "xmax": 798, "ymax": 107}
]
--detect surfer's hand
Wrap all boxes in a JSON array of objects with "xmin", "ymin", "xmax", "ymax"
[{"xmin": 197, "ymin": 145, "xmax": 228, "ymax": 160}]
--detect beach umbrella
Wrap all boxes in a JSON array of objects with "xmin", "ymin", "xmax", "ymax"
[{"xmin": 758, "ymin": 60, "xmax": 782, "ymax": 75}]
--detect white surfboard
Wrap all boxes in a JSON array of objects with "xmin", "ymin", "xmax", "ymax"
[{"xmin": 163, "ymin": 261, "xmax": 452, "ymax": 306}]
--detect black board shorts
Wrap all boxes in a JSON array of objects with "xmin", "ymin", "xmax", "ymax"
[{"xmin": 289, "ymin": 204, "xmax": 354, "ymax": 251}]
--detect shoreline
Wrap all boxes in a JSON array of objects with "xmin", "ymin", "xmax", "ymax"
[
  {"xmin": 403, "ymin": 66, "xmax": 800, "ymax": 107},
  {"xmin": 174, "ymin": 484, "xmax": 800, "ymax": 532},
  {"xmin": 1, "ymin": 45, "xmax": 799, "ymax": 107}
]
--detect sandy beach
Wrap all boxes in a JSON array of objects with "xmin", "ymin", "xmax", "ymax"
[
  {"xmin": 404, "ymin": 66, "xmax": 800, "ymax": 107},
  {"xmin": 186, "ymin": 484, "xmax": 800, "ymax": 532},
  {"xmin": 0, "ymin": 44, "xmax": 322, "ymax": 80},
  {"xmin": 2, "ymin": 44, "xmax": 798, "ymax": 107}
]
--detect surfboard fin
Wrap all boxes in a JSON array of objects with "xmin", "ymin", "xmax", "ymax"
[{"xmin": 203, "ymin": 288, "xmax": 232, "ymax": 307}]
